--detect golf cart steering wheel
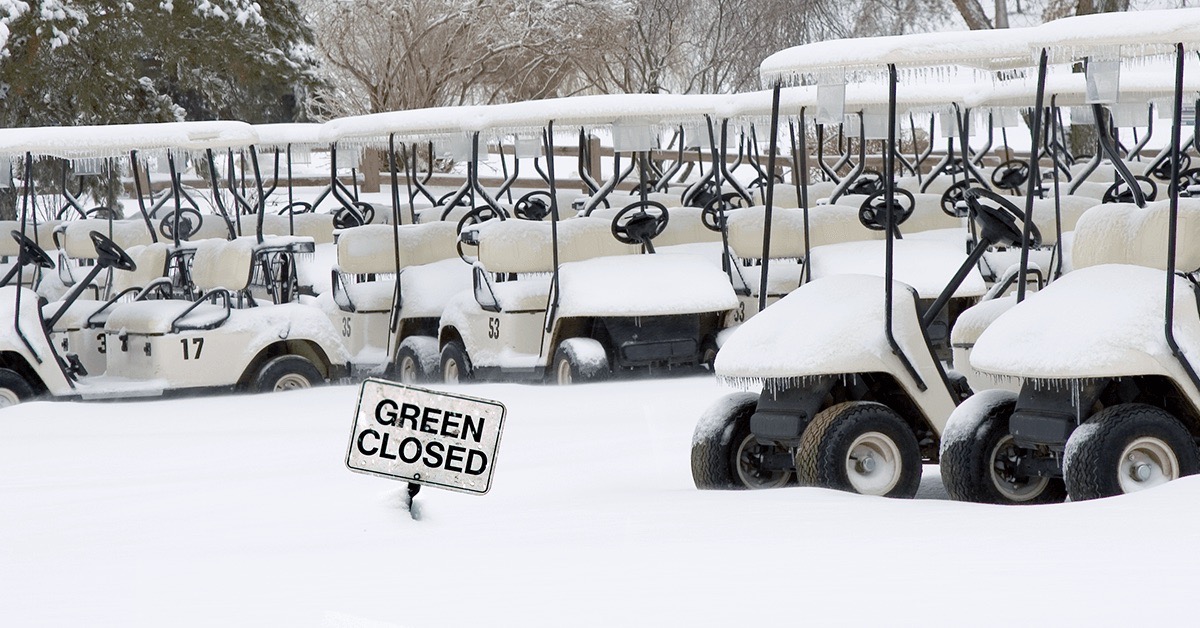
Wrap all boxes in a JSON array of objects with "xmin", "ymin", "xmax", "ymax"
[
  {"xmin": 991, "ymin": 159, "xmax": 1030, "ymax": 191},
  {"xmin": 963, "ymin": 188, "xmax": 1041, "ymax": 249},
  {"xmin": 611, "ymin": 200, "xmax": 670, "ymax": 248},
  {"xmin": 701, "ymin": 192, "xmax": 750, "ymax": 232},
  {"xmin": 333, "ymin": 203, "xmax": 368, "ymax": 229},
  {"xmin": 858, "ymin": 189, "xmax": 915, "ymax": 232},
  {"xmin": 1152, "ymin": 153, "xmax": 1191, "ymax": 180},
  {"xmin": 159, "ymin": 207, "xmax": 203, "ymax": 240},
  {"xmin": 1103, "ymin": 175, "xmax": 1158, "ymax": 204},
  {"xmin": 514, "ymin": 191, "xmax": 553, "ymax": 221},
  {"xmin": 10, "ymin": 231, "xmax": 55, "ymax": 270},
  {"xmin": 89, "ymin": 231, "xmax": 137, "ymax": 272},
  {"xmin": 687, "ymin": 179, "xmax": 720, "ymax": 209},
  {"xmin": 1175, "ymin": 168, "xmax": 1200, "ymax": 197},
  {"xmin": 437, "ymin": 191, "xmax": 472, "ymax": 208},
  {"xmin": 278, "ymin": 201, "xmax": 313, "ymax": 215},
  {"xmin": 940, "ymin": 179, "xmax": 979, "ymax": 217},
  {"xmin": 748, "ymin": 173, "xmax": 785, "ymax": 190},
  {"xmin": 456, "ymin": 205, "xmax": 501, "ymax": 264},
  {"xmin": 847, "ymin": 169, "xmax": 884, "ymax": 196},
  {"xmin": 85, "ymin": 206, "xmax": 118, "ymax": 220}
]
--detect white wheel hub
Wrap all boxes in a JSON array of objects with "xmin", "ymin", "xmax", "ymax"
[
  {"xmin": 989, "ymin": 434, "xmax": 1051, "ymax": 502},
  {"xmin": 556, "ymin": 359, "xmax": 572, "ymax": 385},
  {"xmin": 734, "ymin": 433, "xmax": 790, "ymax": 489},
  {"xmin": 845, "ymin": 431, "xmax": 902, "ymax": 495},
  {"xmin": 0, "ymin": 388, "xmax": 20, "ymax": 408},
  {"xmin": 273, "ymin": 373, "xmax": 311, "ymax": 392},
  {"xmin": 399, "ymin": 356, "xmax": 418, "ymax": 384},
  {"xmin": 1118, "ymin": 436, "xmax": 1179, "ymax": 493},
  {"xmin": 444, "ymin": 359, "xmax": 460, "ymax": 384}
]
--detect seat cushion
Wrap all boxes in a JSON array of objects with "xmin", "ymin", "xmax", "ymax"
[{"xmin": 105, "ymin": 299, "xmax": 228, "ymax": 335}]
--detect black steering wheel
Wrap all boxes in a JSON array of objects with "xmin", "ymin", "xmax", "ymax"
[
  {"xmin": 611, "ymin": 201, "xmax": 670, "ymax": 249},
  {"xmin": 10, "ymin": 231, "xmax": 54, "ymax": 270},
  {"xmin": 748, "ymin": 174, "xmax": 785, "ymax": 190},
  {"xmin": 159, "ymin": 207, "xmax": 203, "ymax": 240},
  {"xmin": 963, "ymin": 188, "xmax": 1041, "ymax": 249},
  {"xmin": 437, "ymin": 191, "xmax": 472, "ymax": 207},
  {"xmin": 456, "ymin": 206, "xmax": 502, "ymax": 264},
  {"xmin": 1174, "ymin": 168, "xmax": 1200, "ymax": 197},
  {"xmin": 85, "ymin": 206, "xmax": 118, "ymax": 220},
  {"xmin": 1152, "ymin": 153, "xmax": 1191, "ymax": 180},
  {"xmin": 686, "ymin": 179, "xmax": 720, "ymax": 209},
  {"xmin": 991, "ymin": 159, "xmax": 1030, "ymax": 191},
  {"xmin": 940, "ymin": 179, "xmax": 981, "ymax": 217},
  {"xmin": 89, "ymin": 231, "xmax": 137, "ymax": 272},
  {"xmin": 1103, "ymin": 175, "xmax": 1158, "ymax": 204},
  {"xmin": 858, "ymin": 189, "xmax": 915, "ymax": 232},
  {"xmin": 847, "ymin": 169, "xmax": 884, "ymax": 196},
  {"xmin": 701, "ymin": 192, "xmax": 750, "ymax": 232},
  {"xmin": 278, "ymin": 201, "xmax": 314, "ymax": 215},
  {"xmin": 514, "ymin": 191, "xmax": 553, "ymax": 221},
  {"xmin": 333, "ymin": 203, "xmax": 368, "ymax": 229}
]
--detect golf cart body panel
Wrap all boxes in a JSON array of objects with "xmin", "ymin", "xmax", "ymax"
[{"xmin": 0, "ymin": 286, "xmax": 74, "ymax": 396}]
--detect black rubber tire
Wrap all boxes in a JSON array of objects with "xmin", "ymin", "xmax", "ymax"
[
  {"xmin": 550, "ymin": 339, "xmax": 609, "ymax": 385},
  {"xmin": 691, "ymin": 392, "xmax": 792, "ymax": 489},
  {"xmin": 795, "ymin": 401, "xmax": 922, "ymax": 497},
  {"xmin": 394, "ymin": 343, "xmax": 431, "ymax": 385},
  {"xmin": 0, "ymin": 367, "xmax": 35, "ymax": 407},
  {"xmin": 251, "ymin": 355, "xmax": 323, "ymax": 393},
  {"xmin": 940, "ymin": 393, "xmax": 1067, "ymax": 504},
  {"xmin": 1064, "ymin": 403, "xmax": 1200, "ymax": 501},
  {"xmin": 699, "ymin": 337, "xmax": 719, "ymax": 372},
  {"xmin": 440, "ymin": 340, "xmax": 472, "ymax": 384}
]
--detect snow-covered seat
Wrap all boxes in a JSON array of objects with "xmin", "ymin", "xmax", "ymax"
[
  {"xmin": 0, "ymin": 220, "xmax": 63, "ymax": 256},
  {"xmin": 186, "ymin": 217, "xmax": 233, "ymax": 241},
  {"xmin": 42, "ymin": 243, "xmax": 172, "ymax": 330},
  {"xmin": 899, "ymin": 175, "xmax": 955, "ymax": 196},
  {"xmin": 332, "ymin": 222, "xmax": 458, "ymax": 313},
  {"xmin": 1069, "ymin": 180, "xmax": 1113, "ymax": 200},
  {"xmin": 726, "ymin": 205, "xmax": 878, "ymax": 260},
  {"xmin": 57, "ymin": 220, "xmax": 154, "ymax": 259},
  {"xmin": 586, "ymin": 206, "xmax": 720, "ymax": 247},
  {"xmin": 1071, "ymin": 200, "xmax": 1200, "ymax": 271},
  {"xmin": 104, "ymin": 300, "xmax": 229, "ymax": 335},
  {"xmin": 190, "ymin": 237, "xmax": 256, "ymax": 292},
  {"xmin": 491, "ymin": 280, "xmax": 552, "ymax": 312},
  {"xmin": 1027, "ymin": 195, "xmax": 1097, "ymax": 243},
  {"xmin": 257, "ymin": 213, "xmax": 336, "ymax": 244},
  {"xmin": 475, "ymin": 217, "xmax": 636, "ymax": 274}
]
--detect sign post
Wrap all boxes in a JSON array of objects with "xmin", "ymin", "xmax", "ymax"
[{"xmin": 346, "ymin": 379, "xmax": 506, "ymax": 497}]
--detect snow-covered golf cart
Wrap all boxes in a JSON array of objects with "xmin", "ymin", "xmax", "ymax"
[
  {"xmin": 692, "ymin": 27, "xmax": 1043, "ymax": 495},
  {"xmin": 437, "ymin": 95, "xmax": 739, "ymax": 383},
  {"xmin": 941, "ymin": 9, "xmax": 1200, "ymax": 503}
]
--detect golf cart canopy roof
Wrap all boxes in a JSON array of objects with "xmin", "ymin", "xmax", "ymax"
[
  {"xmin": 320, "ymin": 105, "xmax": 486, "ymax": 146},
  {"xmin": 478, "ymin": 93, "xmax": 730, "ymax": 134},
  {"xmin": 1029, "ymin": 8, "xmax": 1200, "ymax": 64},
  {"xmin": 0, "ymin": 120, "xmax": 259, "ymax": 159},
  {"xmin": 253, "ymin": 123, "xmax": 325, "ymax": 150},
  {"xmin": 972, "ymin": 69, "xmax": 1200, "ymax": 109}
]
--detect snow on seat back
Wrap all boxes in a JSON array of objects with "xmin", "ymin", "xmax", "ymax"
[
  {"xmin": 1071, "ymin": 200, "xmax": 1200, "ymax": 272},
  {"xmin": 0, "ymin": 220, "xmax": 65, "ymax": 255},
  {"xmin": 0, "ymin": 221, "xmax": 21, "ymax": 257},
  {"xmin": 1027, "ymin": 195, "xmax": 1098, "ymax": 244},
  {"xmin": 475, "ymin": 217, "xmax": 636, "ymax": 274},
  {"xmin": 110, "ymin": 243, "xmax": 170, "ymax": 293},
  {"xmin": 190, "ymin": 237, "xmax": 256, "ymax": 292},
  {"xmin": 59, "ymin": 220, "xmax": 153, "ymax": 259},
  {"xmin": 1069, "ymin": 180, "xmax": 1110, "ymax": 200},
  {"xmin": 257, "ymin": 213, "xmax": 335, "ymax": 244},
  {"xmin": 905, "ymin": 193, "xmax": 963, "ymax": 233},
  {"xmin": 726, "ymin": 205, "xmax": 879, "ymax": 260},
  {"xmin": 335, "ymin": 222, "xmax": 457, "ymax": 275},
  {"xmin": 586, "ymin": 206, "xmax": 719, "ymax": 247}
]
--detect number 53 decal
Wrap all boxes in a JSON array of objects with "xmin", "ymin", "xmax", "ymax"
[{"xmin": 487, "ymin": 317, "xmax": 501, "ymax": 339}]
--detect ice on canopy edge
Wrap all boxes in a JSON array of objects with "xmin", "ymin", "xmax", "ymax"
[{"xmin": 0, "ymin": 120, "xmax": 258, "ymax": 159}]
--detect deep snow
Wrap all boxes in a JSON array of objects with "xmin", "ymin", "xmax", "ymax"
[{"xmin": 3, "ymin": 377, "xmax": 1199, "ymax": 626}]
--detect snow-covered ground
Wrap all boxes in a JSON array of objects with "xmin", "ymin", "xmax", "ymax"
[{"xmin": 2, "ymin": 376, "xmax": 1198, "ymax": 627}]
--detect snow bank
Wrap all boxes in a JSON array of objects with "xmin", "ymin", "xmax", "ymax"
[{"xmin": 557, "ymin": 254, "xmax": 738, "ymax": 318}]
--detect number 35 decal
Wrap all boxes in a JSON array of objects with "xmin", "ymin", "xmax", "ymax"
[{"xmin": 487, "ymin": 317, "xmax": 501, "ymax": 339}]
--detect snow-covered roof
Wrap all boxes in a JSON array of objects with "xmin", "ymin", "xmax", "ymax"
[
  {"xmin": 1029, "ymin": 8, "xmax": 1200, "ymax": 64},
  {"xmin": 0, "ymin": 120, "xmax": 258, "ymax": 159},
  {"xmin": 253, "ymin": 123, "xmax": 324, "ymax": 149},
  {"xmin": 479, "ymin": 93, "xmax": 729, "ymax": 134},
  {"xmin": 972, "ymin": 70, "xmax": 1200, "ymax": 109},
  {"xmin": 760, "ymin": 28, "xmax": 1037, "ymax": 84},
  {"xmin": 319, "ymin": 106, "xmax": 486, "ymax": 146}
]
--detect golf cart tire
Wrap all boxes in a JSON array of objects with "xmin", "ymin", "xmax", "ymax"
[
  {"xmin": 440, "ymin": 340, "xmax": 472, "ymax": 384},
  {"xmin": 252, "ymin": 355, "xmax": 324, "ymax": 393},
  {"xmin": 795, "ymin": 401, "xmax": 922, "ymax": 498},
  {"xmin": 395, "ymin": 337, "xmax": 439, "ymax": 384},
  {"xmin": 0, "ymin": 368, "xmax": 34, "ymax": 407},
  {"xmin": 691, "ymin": 392, "xmax": 791, "ymax": 490},
  {"xmin": 551, "ymin": 338, "xmax": 609, "ymax": 385},
  {"xmin": 1064, "ymin": 403, "xmax": 1200, "ymax": 501},
  {"xmin": 940, "ymin": 392, "xmax": 1067, "ymax": 505}
]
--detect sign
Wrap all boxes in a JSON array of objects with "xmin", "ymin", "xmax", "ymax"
[{"xmin": 346, "ymin": 379, "xmax": 506, "ymax": 495}]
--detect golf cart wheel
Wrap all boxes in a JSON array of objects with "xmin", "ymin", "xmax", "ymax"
[
  {"xmin": 0, "ymin": 368, "xmax": 34, "ymax": 408},
  {"xmin": 795, "ymin": 401, "xmax": 921, "ymax": 497},
  {"xmin": 1064, "ymin": 404, "xmax": 1200, "ymax": 500},
  {"xmin": 691, "ymin": 392, "xmax": 791, "ymax": 489},
  {"xmin": 440, "ymin": 340, "xmax": 472, "ymax": 384},
  {"xmin": 551, "ymin": 338, "xmax": 609, "ymax": 385},
  {"xmin": 940, "ymin": 391, "xmax": 1066, "ymax": 504},
  {"xmin": 252, "ymin": 355, "xmax": 323, "ymax": 393},
  {"xmin": 394, "ymin": 337, "xmax": 438, "ymax": 385},
  {"xmin": 699, "ymin": 337, "xmax": 719, "ymax": 372}
]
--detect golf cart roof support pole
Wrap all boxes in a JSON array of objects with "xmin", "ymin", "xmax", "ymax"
[
  {"xmin": 59, "ymin": 161, "xmax": 85, "ymax": 218},
  {"xmin": 544, "ymin": 123, "xmax": 562, "ymax": 334},
  {"xmin": 790, "ymin": 111, "xmax": 812, "ymax": 284},
  {"xmin": 14, "ymin": 153, "xmax": 28, "ymax": 342},
  {"xmin": 1067, "ymin": 146, "xmax": 1102, "ymax": 194},
  {"xmin": 917, "ymin": 113, "xmax": 935, "ymax": 169},
  {"xmin": 972, "ymin": 112, "xmax": 994, "ymax": 167},
  {"xmin": 882, "ymin": 64, "xmax": 925, "ymax": 391},
  {"xmin": 578, "ymin": 128, "xmax": 601, "ymax": 196},
  {"xmin": 203, "ymin": 149, "xmax": 236, "ymax": 240},
  {"xmin": 1049, "ymin": 98, "xmax": 1065, "ymax": 280},
  {"xmin": 1129, "ymin": 105, "xmax": 1154, "ymax": 160},
  {"xmin": 1163, "ymin": 42, "xmax": 1200, "ymax": 392},
  {"xmin": 261, "ymin": 149, "xmax": 280, "ymax": 203},
  {"xmin": 130, "ymin": 151, "xmax": 159, "ymax": 244},
  {"xmin": 910, "ymin": 113, "xmax": 924, "ymax": 184},
  {"xmin": 287, "ymin": 144, "xmax": 295, "ymax": 234},
  {"xmin": 757, "ymin": 82, "xmax": 783, "ymax": 314},
  {"xmin": 1046, "ymin": 110, "xmax": 1075, "ymax": 181},
  {"xmin": 829, "ymin": 114, "xmax": 867, "ymax": 205},
  {"xmin": 720, "ymin": 120, "xmax": 753, "ymax": 202},
  {"xmin": 249, "ymin": 145, "xmax": 266, "ymax": 244},
  {"xmin": 582, "ymin": 147, "xmax": 623, "ymax": 215},
  {"xmin": 655, "ymin": 126, "xmax": 686, "ymax": 192},
  {"xmin": 534, "ymin": 154, "xmax": 552, "ymax": 187},
  {"xmin": 748, "ymin": 126, "xmax": 770, "ymax": 183},
  {"xmin": 706, "ymin": 115, "xmax": 734, "ymax": 279},
  {"xmin": 495, "ymin": 136, "xmax": 517, "ymax": 205},
  {"xmin": 227, "ymin": 149, "xmax": 243, "ymax": 236},
  {"xmin": 388, "ymin": 134, "xmax": 402, "ymax": 226},
  {"xmin": 388, "ymin": 133, "xmax": 403, "ymax": 346},
  {"xmin": 1018, "ymin": 49, "xmax": 1050, "ymax": 303},
  {"xmin": 816, "ymin": 124, "xmax": 839, "ymax": 183},
  {"xmin": 167, "ymin": 152, "xmax": 183, "ymax": 248},
  {"xmin": 405, "ymin": 144, "xmax": 420, "ymax": 224},
  {"xmin": 1093, "ymin": 101, "xmax": 1147, "ymax": 207},
  {"xmin": 470, "ymin": 133, "xmax": 503, "ymax": 213},
  {"xmin": 834, "ymin": 124, "xmax": 852, "ymax": 173},
  {"xmin": 408, "ymin": 142, "xmax": 435, "ymax": 208},
  {"xmin": 956, "ymin": 106, "xmax": 992, "ymax": 190}
]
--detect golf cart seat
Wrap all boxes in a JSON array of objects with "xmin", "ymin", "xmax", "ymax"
[
  {"xmin": 1069, "ymin": 181, "xmax": 1112, "ymax": 200},
  {"xmin": 476, "ymin": 217, "xmax": 637, "ymax": 274},
  {"xmin": 331, "ymin": 222, "xmax": 458, "ymax": 313},
  {"xmin": 1071, "ymin": 199, "xmax": 1200, "ymax": 271},
  {"xmin": 586, "ymin": 206, "xmax": 720, "ymax": 247},
  {"xmin": 56, "ymin": 220, "xmax": 154, "ymax": 258},
  {"xmin": 0, "ymin": 220, "xmax": 60, "ymax": 256},
  {"xmin": 726, "ymin": 204, "xmax": 880, "ymax": 261},
  {"xmin": 899, "ymin": 175, "xmax": 954, "ymax": 196},
  {"xmin": 43, "ymin": 243, "xmax": 173, "ymax": 331},
  {"xmin": 258, "ymin": 213, "xmax": 336, "ymax": 244}
]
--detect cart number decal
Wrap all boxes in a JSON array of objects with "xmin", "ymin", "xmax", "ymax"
[
  {"xmin": 487, "ymin": 317, "xmax": 500, "ymax": 340},
  {"xmin": 97, "ymin": 333, "xmax": 107, "ymax": 354},
  {"xmin": 342, "ymin": 318, "xmax": 352, "ymax": 338},
  {"xmin": 734, "ymin": 302, "xmax": 746, "ymax": 323},
  {"xmin": 180, "ymin": 337, "xmax": 205, "ymax": 360}
]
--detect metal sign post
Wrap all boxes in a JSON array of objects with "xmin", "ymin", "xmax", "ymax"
[{"xmin": 346, "ymin": 379, "xmax": 506, "ymax": 501}]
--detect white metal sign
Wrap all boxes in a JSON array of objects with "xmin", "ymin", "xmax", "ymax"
[{"xmin": 346, "ymin": 379, "xmax": 506, "ymax": 495}]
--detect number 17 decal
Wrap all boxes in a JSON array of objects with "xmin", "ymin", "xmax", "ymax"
[{"xmin": 180, "ymin": 337, "xmax": 205, "ymax": 360}]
